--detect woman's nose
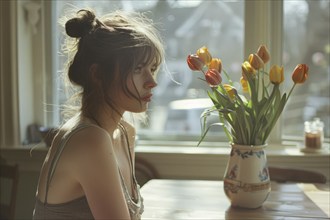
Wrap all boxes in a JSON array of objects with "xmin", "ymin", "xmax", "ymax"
[{"xmin": 144, "ymin": 78, "xmax": 157, "ymax": 89}]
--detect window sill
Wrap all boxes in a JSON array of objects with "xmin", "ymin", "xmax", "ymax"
[
  {"xmin": 1, "ymin": 142, "xmax": 329, "ymax": 162},
  {"xmin": 135, "ymin": 141, "xmax": 330, "ymax": 156},
  {"xmin": 1, "ymin": 142, "xmax": 329, "ymax": 180},
  {"xmin": 134, "ymin": 142, "xmax": 330, "ymax": 180}
]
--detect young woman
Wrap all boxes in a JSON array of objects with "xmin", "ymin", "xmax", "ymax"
[{"xmin": 33, "ymin": 9, "xmax": 164, "ymax": 220}]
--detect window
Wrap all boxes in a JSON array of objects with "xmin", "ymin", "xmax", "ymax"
[
  {"xmin": 51, "ymin": 0, "xmax": 329, "ymax": 146},
  {"xmin": 54, "ymin": 0, "xmax": 244, "ymax": 143},
  {"xmin": 282, "ymin": 0, "xmax": 330, "ymax": 140}
]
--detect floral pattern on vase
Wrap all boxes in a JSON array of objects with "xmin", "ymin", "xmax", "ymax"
[{"xmin": 224, "ymin": 144, "xmax": 271, "ymax": 209}]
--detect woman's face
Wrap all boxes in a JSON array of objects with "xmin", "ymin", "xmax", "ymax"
[{"xmin": 113, "ymin": 61, "xmax": 158, "ymax": 113}]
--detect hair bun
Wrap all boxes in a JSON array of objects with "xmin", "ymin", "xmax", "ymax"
[{"xmin": 65, "ymin": 9, "xmax": 96, "ymax": 38}]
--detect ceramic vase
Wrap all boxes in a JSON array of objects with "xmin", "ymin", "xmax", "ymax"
[{"xmin": 223, "ymin": 144, "xmax": 271, "ymax": 209}]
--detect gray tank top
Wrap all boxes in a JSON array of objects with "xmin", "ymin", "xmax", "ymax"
[{"xmin": 33, "ymin": 123, "xmax": 144, "ymax": 220}]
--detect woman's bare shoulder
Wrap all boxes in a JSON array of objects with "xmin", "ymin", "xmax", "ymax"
[
  {"xmin": 120, "ymin": 120, "xmax": 136, "ymax": 134},
  {"xmin": 57, "ymin": 124, "xmax": 112, "ymax": 168},
  {"xmin": 67, "ymin": 124, "xmax": 111, "ymax": 151}
]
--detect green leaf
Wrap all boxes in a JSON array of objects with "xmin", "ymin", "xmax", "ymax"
[
  {"xmin": 263, "ymin": 93, "xmax": 287, "ymax": 143},
  {"xmin": 210, "ymin": 88, "xmax": 228, "ymax": 108},
  {"xmin": 197, "ymin": 122, "xmax": 224, "ymax": 146},
  {"xmin": 246, "ymin": 76, "xmax": 259, "ymax": 109},
  {"xmin": 235, "ymin": 95, "xmax": 253, "ymax": 143},
  {"xmin": 219, "ymin": 114, "xmax": 234, "ymax": 143},
  {"xmin": 251, "ymin": 85, "xmax": 279, "ymax": 141}
]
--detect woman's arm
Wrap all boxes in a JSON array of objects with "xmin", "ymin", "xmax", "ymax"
[{"xmin": 70, "ymin": 126, "xmax": 131, "ymax": 220}]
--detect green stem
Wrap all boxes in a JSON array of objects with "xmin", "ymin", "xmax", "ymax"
[
  {"xmin": 261, "ymin": 70, "xmax": 265, "ymax": 99},
  {"xmin": 220, "ymin": 114, "xmax": 233, "ymax": 143},
  {"xmin": 222, "ymin": 69, "xmax": 233, "ymax": 85},
  {"xmin": 287, "ymin": 83, "xmax": 296, "ymax": 101},
  {"xmin": 257, "ymin": 69, "xmax": 261, "ymax": 101}
]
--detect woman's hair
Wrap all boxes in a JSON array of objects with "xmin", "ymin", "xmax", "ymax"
[{"xmin": 61, "ymin": 9, "xmax": 164, "ymax": 122}]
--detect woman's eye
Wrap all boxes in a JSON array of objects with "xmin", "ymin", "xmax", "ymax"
[
  {"xmin": 134, "ymin": 66, "xmax": 143, "ymax": 73},
  {"xmin": 151, "ymin": 66, "xmax": 158, "ymax": 74}
]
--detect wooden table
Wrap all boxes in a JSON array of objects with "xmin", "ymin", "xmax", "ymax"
[{"xmin": 141, "ymin": 179, "xmax": 330, "ymax": 219}]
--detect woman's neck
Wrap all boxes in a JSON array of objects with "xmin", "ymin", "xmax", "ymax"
[{"xmin": 83, "ymin": 107, "xmax": 124, "ymax": 135}]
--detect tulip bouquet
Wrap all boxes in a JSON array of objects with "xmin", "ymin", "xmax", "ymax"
[{"xmin": 187, "ymin": 45, "xmax": 308, "ymax": 146}]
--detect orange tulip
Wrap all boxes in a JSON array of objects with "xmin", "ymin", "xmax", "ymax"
[
  {"xmin": 205, "ymin": 69, "xmax": 222, "ymax": 87},
  {"xmin": 240, "ymin": 77, "xmax": 249, "ymax": 92},
  {"xmin": 292, "ymin": 64, "xmax": 309, "ymax": 84},
  {"xmin": 197, "ymin": 46, "xmax": 212, "ymax": 65},
  {"xmin": 223, "ymin": 84, "xmax": 237, "ymax": 100},
  {"xmin": 269, "ymin": 65, "xmax": 284, "ymax": 85},
  {"xmin": 256, "ymin": 45, "xmax": 270, "ymax": 64},
  {"xmin": 242, "ymin": 61, "xmax": 256, "ymax": 79},
  {"xmin": 208, "ymin": 58, "xmax": 222, "ymax": 73},
  {"xmin": 187, "ymin": 54, "xmax": 204, "ymax": 71},
  {"xmin": 248, "ymin": 53, "xmax": 264, "ymax": 70}
]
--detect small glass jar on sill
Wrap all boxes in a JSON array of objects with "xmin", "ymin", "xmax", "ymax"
[{"xmin": 304, "ymin": 117, "xmax": 324, "ymax": 149}]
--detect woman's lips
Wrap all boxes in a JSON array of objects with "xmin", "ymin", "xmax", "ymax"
[{"xmin": 141, "ymin": 94, "xmax": 152, "ymax": 102}]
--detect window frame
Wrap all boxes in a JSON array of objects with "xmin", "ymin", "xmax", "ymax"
[{"xmin": 9, "ymin": 0, "xmax": 328, "ymax": 148}]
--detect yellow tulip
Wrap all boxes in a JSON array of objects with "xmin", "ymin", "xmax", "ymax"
[
  {"xmin": 223, "ymin": 84, "xmax": 236, "ymax": 100},
  {"xmin": 269, "ymin": 65, "xmax": 284, "ymax": 84},
  {"xmin": 241, "ymin": 61, "xmax": 256, "ymax": 79},
  {"xmin": 292, "ymin": 64, "xmax": 309, "ymax": 84},
  {"xmin": 248, "ymin": 53, "xmax": 264, "ymax": 70},
  {"xmin": 197, "ymin": 46, "xmax": 212, "ymax": 65},
  {"xmin": 240, "ymin": 77, "xmax": 249, "ymax": 92},
  {"xmin": 208, "ymin": 58, "xmax": 222, "ymax": 73},
  {"xmin": 257, "ymin": 45, "xmax": 270, "ymax": 64}
]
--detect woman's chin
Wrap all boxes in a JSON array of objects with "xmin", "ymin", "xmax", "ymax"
[{"xmin": 129, "ymin": 104, "xmax": 148, "ymax": 113}]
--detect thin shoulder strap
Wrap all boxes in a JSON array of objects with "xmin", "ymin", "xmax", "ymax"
[
  {"xmin": 117, "ymin": 123, "xmax": 140, "ymax": 202},
  {"xmin": 44, "ymin": 123, "xmax": 97, "ymax": 204}
]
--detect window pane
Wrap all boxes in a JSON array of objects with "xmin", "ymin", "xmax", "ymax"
[
  {"xmin": 54, "ymin": 0, "xmax": 245, "ymax": 142},
  {"xmin": 283, "ymin": 0, "xmax": 330, "ymax": 139}
]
